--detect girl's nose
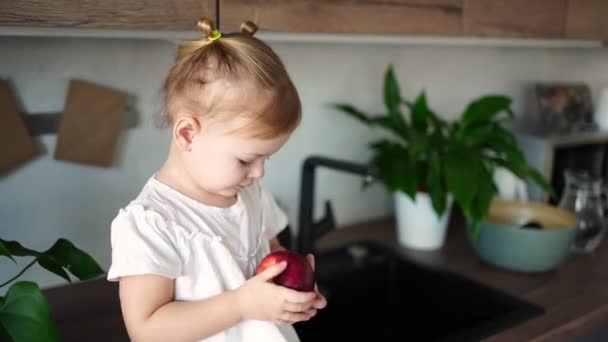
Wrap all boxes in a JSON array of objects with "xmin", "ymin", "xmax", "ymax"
[{"xmin": 248, "ymin": 160, "xmax": 265, "ymax": 179}]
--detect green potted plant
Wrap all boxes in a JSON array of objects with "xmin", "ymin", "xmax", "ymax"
[
  {"xmin": 0, "ymin": 237, "xmax": 104, "ymax": 341},
  {"xmin": 332, "ymin": 64, "xmax": 551, "ymax": 250}
]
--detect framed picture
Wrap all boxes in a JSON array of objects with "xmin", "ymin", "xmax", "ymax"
[{"xmin": 535, "ymin": 83, "xmax": 595, "ymax": 134}]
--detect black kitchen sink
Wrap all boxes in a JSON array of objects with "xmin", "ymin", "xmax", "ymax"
[{"xmin": 294, "ymin": 241, "xmax": 543, "ymax": 341}]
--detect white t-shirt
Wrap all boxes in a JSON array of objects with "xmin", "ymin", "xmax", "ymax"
[{"xmin": 107, "ymin": 176, "xmax": 299, "ymax": 342}]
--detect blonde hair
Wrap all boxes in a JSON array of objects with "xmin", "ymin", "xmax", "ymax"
[{"xmin": 162, "ymin": 18, "xmax": 301, "ymax": 139}]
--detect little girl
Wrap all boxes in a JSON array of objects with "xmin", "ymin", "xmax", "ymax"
[{"xmin": 107, "ymin": 18, "xmax": 326, "ymax": 342}]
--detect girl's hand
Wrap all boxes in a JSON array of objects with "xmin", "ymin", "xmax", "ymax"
[
  {"xmin": 236, "ymin": 261, "xmax": 318, "ymax": 325},
  {"xmin": 305, "ymin": 254, "xmax": 328, "ymax": 315}
]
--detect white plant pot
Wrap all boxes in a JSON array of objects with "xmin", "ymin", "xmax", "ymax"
[{"xmin": 394, "ymin": 191, "xmax": 453, "ymax": 250}]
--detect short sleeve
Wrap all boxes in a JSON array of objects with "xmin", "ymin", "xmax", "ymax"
[
  {"xmin": 259, "ymin": 182, "xmax": 289, "ymax": 240},
  {"xmin": 107, "ymin": 205, "xmax": 182, "ymax": 282}
]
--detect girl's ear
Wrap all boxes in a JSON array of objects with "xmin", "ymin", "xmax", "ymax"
[{"xmin": 173, "ymin": 116, "xmax": 202, "ymax": 151}]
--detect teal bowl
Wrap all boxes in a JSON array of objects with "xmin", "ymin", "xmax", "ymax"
[{"xmin": 470, "ymin": 200, "xmax": 578, "ymax": 273}]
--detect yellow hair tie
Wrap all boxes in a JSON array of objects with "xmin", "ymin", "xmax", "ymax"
[{"xmin": 209, "ymin": 29, "xmax": 222, "ymax": 42}]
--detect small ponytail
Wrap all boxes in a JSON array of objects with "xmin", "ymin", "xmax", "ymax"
[
  {"xmin": 173, "ymin": 17, "xmax": 219, "ymax": 59},
  {"xmin": 240, "ymin": 21, "xmax": 258, "ymax": 36},
  {"xmin": 196, "ymin": 17, "xmax": 216, "ymax": 38}
]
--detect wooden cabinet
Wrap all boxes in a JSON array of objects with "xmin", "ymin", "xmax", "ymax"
[
  {"xmin": 222, "ymin": 0, "xmax": 604, "ymax": 41},
  {"xmin": 565, "ymin": 0, "xmax": 608, "ymax": 40},
  {"xmin": 0, "ymin": 0, "xmax": 215, "ymax": 30},
  {"xmin": 463, "ymin": 0, "xmax": 568, "ymax": 39},
  {"xmin": 1, "ymin": 0, "xmax": 605, "ymax": 41},
  {"xmin": 220, "ymin": 0, "xmax": 464, "ymax": 36}
]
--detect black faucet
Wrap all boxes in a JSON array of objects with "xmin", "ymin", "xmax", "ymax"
[{"xmin": 296, "ymin": 156, "xmax": 376, "ymax": 255}]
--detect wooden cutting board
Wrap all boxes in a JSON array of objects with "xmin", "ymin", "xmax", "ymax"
[
  {"xmin": 55, "ymin": 80, "xmax": 127, "ymax": 167},
  {"xmin": 0, "ymin": 80, "xmax": 38, "ymax": 175}
]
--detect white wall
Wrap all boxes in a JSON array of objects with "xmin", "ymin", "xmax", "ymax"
[{"xmin": 1, "ymin": 36, "xmax": 607, "ymax": 289}]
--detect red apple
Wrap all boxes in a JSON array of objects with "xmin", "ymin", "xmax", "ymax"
[{"xmin": 255, "ymin": 251, "xmax": 315, "ymax": 292}]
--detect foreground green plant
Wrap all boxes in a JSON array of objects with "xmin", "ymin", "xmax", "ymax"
[{"xmin": 0, "ymin": 238, "xmax": 104, "ymax": 341}]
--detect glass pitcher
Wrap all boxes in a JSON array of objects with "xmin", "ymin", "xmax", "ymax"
[{"xmin": 558, "ymin": 169, "xmax": 606, "ymax": 253}]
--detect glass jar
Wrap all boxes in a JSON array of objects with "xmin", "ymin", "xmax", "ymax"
[{"xmin": 558, "ymin": 169, "xmax": 606, "ymax": 253}]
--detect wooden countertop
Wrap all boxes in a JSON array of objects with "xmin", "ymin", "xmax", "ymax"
[{"xmin": 314, "ymin": 212, "xmax": 608, "ymax": 342}]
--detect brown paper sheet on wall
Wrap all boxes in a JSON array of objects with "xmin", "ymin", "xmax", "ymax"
[
  {"xmin": 54, "ymin": 80, "xmax": 127, "ymax": 167},
  {"xmin": 0, "ymin": 80, "xmax": 38, "ymax": 175}
]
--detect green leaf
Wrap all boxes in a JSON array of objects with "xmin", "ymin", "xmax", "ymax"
[
  {"xmin": 485, "ymin": 136, "xmax": 526, "ymax": 165},
  {"xmin": 526, "ymin": 166, "xmax": 554, "ymax": 196},
  {"xmin": 370, "ymin": 141, "xmax": 419, "ymax": 198},
  {"xmin": 465, "ymin": 123, "xmax": 518, "ymax": 150},
  {"xmin": 490, "ymin": 124, "xmax": 517, "ymax": 146},
  {"xmin": 0, "ymin": 322, "xmax": 12, "ymax": 342},
  {"xmin": 461, "ymin": 124, "xmax": 494, "ymax": 146},
  {"xmin": 401, "ymin": 99, "xmax": 413, "ymax": 109},
  {"xmin": 427, "ymin": 154, "xmax": 446, "ymax": 216},
  {"xmin": 383, "ymin": 65, "xmax": 409, "ymax": 135},
  {"xmin": 394, "ymin": 158, "xmax": 419, "ymax": 199},
  {"xmin": 43, "ymin": 239, "xmax": 104, "ymax": 281},
  {"xmin": 444, "ymin": 145, "xmax": 479, "ymax": 216},
  {"xmin": 0, "ymin": 281, "xmax": 58, "ymax": 342},
  {"xmin": 331, "ymin": 104, "xmax": 371, "ymax": 125},
  {"xmin": 490, "ymin": 156, "xmax": 553, "ymax": 198},
  {"xmin": 37, "ymin": 255, "xmax": 71, "ymax": 283},
  {"xmin": 429, "ymin": 111, "xmax": 448, "ymax": 133},
  {"xmin": 332, "ymin": 103, "xmax": 410, "ymax": 142},
  {"xmin": 0, "ymin": 240, "xmax": 39, "ymax": 258},
  {"xmin": 0, "ymin": 239, "xmax": 40, "ymax": 264},
  {"xmin": 384, "ymin": 64, "xmax": 401, "ymax": 117},
  {"xmin": 490, "ymin": 157, "xmax": 526, "ymax": 179},
  {"xmin": 468, "ymin": 220, "xmax": 482, "ymax": 245},
  {"xmin": 370, "ymin": 116, "xmax": 409, "ymax": 141},
  {"xmin": 461, "ymin": 95, "xmax": 513, "ymax": 128},
  {"xmin": 0, "ymin": 241, "xmax": 15, "ymax": 263},
  {"xmin": 470, "ymin": 164, "xmax": 497, "ymax": 220},
  {"xmin": 411, "ymin": 91, "xmax": 431, "ymax": 131},
  {"xmin": 489, "ymin": 157, "xmax": 554, "ymax": 198},
  {"xmin": 407, "ymin": 130, "xmax": 430, "ymax": 160}
]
